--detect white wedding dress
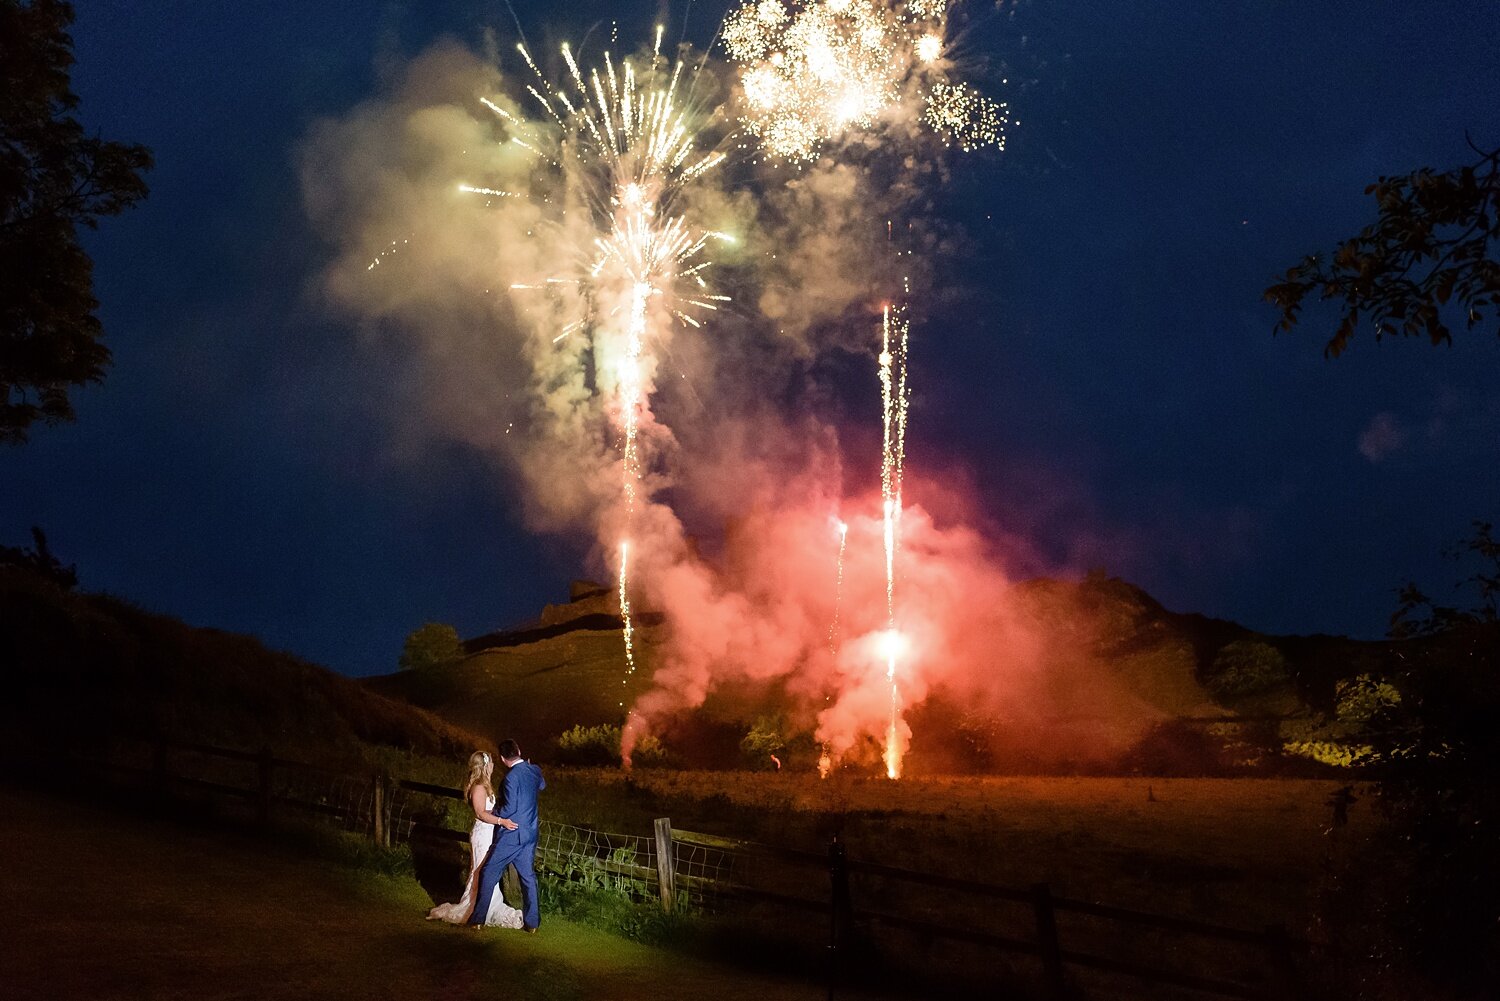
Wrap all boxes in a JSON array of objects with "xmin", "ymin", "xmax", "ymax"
[{"xmin": 427, "ymin": 795, "xmax": 526, "ymax": 927}]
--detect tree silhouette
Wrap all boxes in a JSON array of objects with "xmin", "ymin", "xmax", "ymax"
[
  {"xmin": 1, "ymin": 0, "xmax": 151, "ymax": 444},
  {"xmin": 399, "ymin": 622, "xmax": 463, "ymax": 671},
  {"xmin": 1265, "ymin": 140, "xmax": 1500, "ymax": 358}
]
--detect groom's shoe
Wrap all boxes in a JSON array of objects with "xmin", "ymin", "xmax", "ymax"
[{"xmin": 523, "ymin": 926, "xmax": 538, "ymax": 935}]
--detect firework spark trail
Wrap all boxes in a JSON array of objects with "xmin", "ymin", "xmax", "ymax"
[
  {"xmin": 472, "ymin": 31, "xmax": 731, "ymax": 694},
  {"xmin": 618, "ymin": 540, "xmax": 635, "ymax": 706},
  {"xmin": 722, "ymin": 0, "xmax": 1008, "ymax": 161},
  {"xmin": 829, "ymin": 518, "xmax": 848, "ymax": 653},
  {"xmin": 817, "ymin": 516, "xmax": 850, "ymax": 779},
  {"xmin": 879, "ymin": 298, "xmax": 910, "ymax": 779}
]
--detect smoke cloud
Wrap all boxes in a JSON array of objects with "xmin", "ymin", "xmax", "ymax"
[{"xmin": 299, "ymin": 27, "xmax": 1154, "ymax": 774}]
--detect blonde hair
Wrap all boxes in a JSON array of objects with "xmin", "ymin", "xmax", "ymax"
[{"xmin": 463, "ymin": 750, "xmax": 494, "ymax": 801}]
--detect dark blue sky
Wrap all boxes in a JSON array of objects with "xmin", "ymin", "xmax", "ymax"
[{"xmin": 5, "ymin": 1, "xmax": 1498, "ymax": 676}]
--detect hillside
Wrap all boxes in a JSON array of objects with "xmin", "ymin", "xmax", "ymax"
[
  {"xmin": 0, "ymin": 567, "xmax": 484, "ymax": 765},
  {"xmin": 368, "ymin": 602, "xmax": 666, "ymax": 757},
  {"xmin": 368, "ymin": 572, "xmax": 1404, "ymax": 772}
]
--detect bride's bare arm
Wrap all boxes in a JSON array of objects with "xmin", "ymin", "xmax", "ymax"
[{"xmin": 471, "ymin": 786, "xmax": 519, "ymax": 829}]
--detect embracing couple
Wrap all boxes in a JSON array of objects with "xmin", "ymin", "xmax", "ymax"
[{"xmin": 427, "ymin": 739, "xmax": 545, "ymax": 932}]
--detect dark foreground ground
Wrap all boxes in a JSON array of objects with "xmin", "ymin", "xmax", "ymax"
[{"xmin": 0, "ymin": 785, "xmax": 908, "ymax": 1001}]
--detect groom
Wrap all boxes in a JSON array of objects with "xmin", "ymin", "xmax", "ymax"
[{"xmin": 469, "ymin": 739, "xmax": 545, "ymax": 932}]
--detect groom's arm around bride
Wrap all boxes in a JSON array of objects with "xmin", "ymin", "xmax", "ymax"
[{"xmin": 469, "ymin": 739, "xmax": 545, "ymax": 931}]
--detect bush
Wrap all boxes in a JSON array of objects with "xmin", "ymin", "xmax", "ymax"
[
  {"xmin": 739, "ymin": 714, "xmax": 817, "ymax": 770},
  {"xmin": 739, "ymin": 716, "xmax": 784, "ymax": 767},
  {"xmin": 398, "ymin": 622, "xmax": 463, "ymax": 672},
  {"xmin": 555, "ymin": 723, "xmax": 622, "ymax": 766}
]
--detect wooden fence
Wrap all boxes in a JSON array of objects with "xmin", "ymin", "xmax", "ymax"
[{"xmin": 79, "ymin": 738, "xmax": 1310, "ymax": 1001}]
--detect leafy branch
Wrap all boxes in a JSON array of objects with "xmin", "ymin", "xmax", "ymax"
[{"xmin": 1265, "ymin": 139, "xmax": 1500, "ymax": 357}]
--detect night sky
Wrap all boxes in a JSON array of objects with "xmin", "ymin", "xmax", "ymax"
[{"xmin": 5, "ymin": 1, "xmax": 1498, "ymax": 677}]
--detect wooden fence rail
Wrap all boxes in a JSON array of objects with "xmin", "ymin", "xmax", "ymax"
[{"xmin": 75, "ymin": 737, "xmax": 1311, "ymax": 1001}]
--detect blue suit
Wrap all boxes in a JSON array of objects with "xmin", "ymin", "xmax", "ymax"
[{"xmin": 470, "ymin": 760, "xmax": 545, "ymax": 929}]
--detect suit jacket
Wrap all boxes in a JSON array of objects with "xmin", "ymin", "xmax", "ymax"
[{"xmin": 496, "ymin": 760, "xmax": 545, "ymax": 846}]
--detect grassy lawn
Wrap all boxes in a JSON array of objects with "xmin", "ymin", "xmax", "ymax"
[
  {"xmin": 0, "ymin": 786, "xmax": 903, "ymax": 1001},
  {"xmin": 545, "ymin": 770, "xmax": 1378, "ymax": 932}
]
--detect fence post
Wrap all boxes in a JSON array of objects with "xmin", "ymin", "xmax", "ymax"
[
  {"xmin": 1261, "ymin": 923, "xmax": 1301, "ymax": 1001},
  {"xmin": 827, "ymin": 833, "xmax": 851, "ymax": 1001},
  {"xmin": 372, "ymin": 774, "xmax": 388, "ymax": 848},
  {"xmin": 653, "ymin": 817, "xmax": 676, "ymax": 914},
  {"xmin": 256, "ymin": 747, "xmax": 273, "ymax": 826},
  {"xmin": 1030, "ymin": 882, "xmax": 1066, "ymax": 1001}
]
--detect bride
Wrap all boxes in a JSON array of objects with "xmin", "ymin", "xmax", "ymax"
[{"xmin": 427, "ymin": 750, "xmax": 526, "ymax": 928}]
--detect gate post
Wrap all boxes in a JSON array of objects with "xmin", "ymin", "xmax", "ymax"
[
  {"xmin": 372, "ymin": 774, "xmax": 388, "ymax": 847},
  {"xmin": 653, "ymin": 818, "xmax": 676, "ymax": 913}
]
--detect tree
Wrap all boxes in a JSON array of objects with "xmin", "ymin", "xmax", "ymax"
[
  {"xmin": 1, "ymin": 0, "xmax": 151, "ymax": 444},
  {"xmin": 1205, "ymin": 639, "xmax": 1290, "ymax": 699},
  {"xmin": 398, "ymin": 622, "xmax": 464, "ymax": 671},
  {"xmin": 1343, "ymin": 523, "xmax": 1498, "ymax": 988},
  {"xmin": 1264, "ymin": 140, "xmax": 1500, "ymax": 358}
]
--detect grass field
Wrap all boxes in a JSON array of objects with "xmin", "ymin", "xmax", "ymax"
[
  {"xmin": 0, "ymin": 784, "xmax": 910, "ymax": 1001},
  {"xmin": 542, "ymin": 769, "xmax": 1377, "ymax": 934}
]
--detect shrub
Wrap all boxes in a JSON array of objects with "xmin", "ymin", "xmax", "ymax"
[
  {"xmin": 555, "ymin": 723, "xmax": 622, "ymax": 766},
  {"xmin": 739, "ymin": 716, "xmax": 784, "ymax": 767},
  {"xmin": 630, "ymin": 732, "xmax": 669, "ymax": 768},
  {"xmin": 398, "ymin": 622, "xmax": 463, "ymax": 672}
]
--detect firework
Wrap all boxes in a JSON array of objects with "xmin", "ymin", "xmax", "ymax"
[
  {"xmin": 618, "ymin": 540, "xmax": 635, "ymax": 703},
  {"xmin": 722, "ymin": 0, "xmax": 1007, "ymax": 160},
  {"xmin": 879, "ymin": 297, "xmax": 911, "ymax": 778},
  {"xmin": 829, "ymin": 518, "xmax": 849, "ymax": 653},
  {"xmin": 923, "ymin": 81, "xmax": 1008, "ymax": 152},
  {"xmin": 470, "ymin": 32, "xmax": 731, "ymax": 693}
]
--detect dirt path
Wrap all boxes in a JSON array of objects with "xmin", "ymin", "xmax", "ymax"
[{"xmin": 0, "ymin": 787, "xmax": 898, "ymax": 1001}]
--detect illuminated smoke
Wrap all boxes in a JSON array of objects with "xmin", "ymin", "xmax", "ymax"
[
  {"xmin": 473, "ymin": 32, "xmax": 731, "ymax": 691},
  {"xmin": 302, "ymin": 19, "xmax": 1133, "ymax": 783}
]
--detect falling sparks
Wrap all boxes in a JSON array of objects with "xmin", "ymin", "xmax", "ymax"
[
  {"xmin": 923, "ymin": 81, "xmax": 1009, "ymax": 152},
  {"xmin": 879, "ymin": 297, "xmax": 910, "ymax": 779},
  {"xmin": 366, "ymin": 236, "xmax": 410, "ymax": 270},
  {"xmin": 470, "ymin": 30, "xmax": 732, "ymax": 694},
  {"xmin": 722, "ymin": 0, "xmax": 1007, "ymax": 160}
]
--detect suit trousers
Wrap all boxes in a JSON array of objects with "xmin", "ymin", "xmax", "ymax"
[{"xmin": 469, "ymin": 836, "xmax": 539, "ymax": 930}]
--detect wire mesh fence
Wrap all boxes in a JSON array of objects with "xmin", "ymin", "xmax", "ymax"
[
  {"xmin": 671, "ymin": 836, "xmax": 739, "ymax": 910},
  {"xmin": 536, "ymin": 820, "xmax": 660, "ymax": 900},
  {"xmin": 278, "ymin": 764, "xmax": 376, "ymax": 833}
]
